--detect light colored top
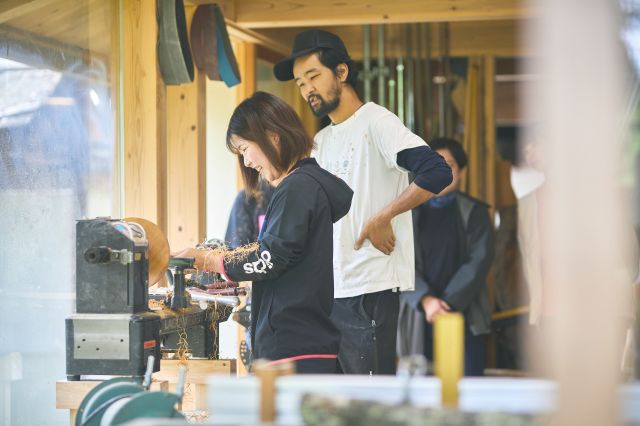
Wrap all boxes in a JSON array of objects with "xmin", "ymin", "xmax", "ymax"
[
  {"xmin": 314, "ymin": 102, "xmax": 426, "ymax": 298},
  {"xmin": 510, "ymin": 166, "xmax": 545, "ymax": 199}
]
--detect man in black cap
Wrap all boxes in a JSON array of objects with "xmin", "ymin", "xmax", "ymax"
[{"xmin": 274, "ymin": 29, "xmax": 452, "ymax": 374}]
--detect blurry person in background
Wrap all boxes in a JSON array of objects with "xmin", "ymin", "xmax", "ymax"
[
  {"xmin": 510, "ymin": 131, "xmax": 546, "ymax": 326},
  {"xmin": 225, "ymin": 180, "xmax": 275, "ymax": 249},
  {"xmin": 399, "ymin": 138, "xmax": 494, "ymax": 376}
]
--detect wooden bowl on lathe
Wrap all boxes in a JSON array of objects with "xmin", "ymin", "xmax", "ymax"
[{"xmin": 124, "ymin": 217, "xmax": 170, "ymax": 286}]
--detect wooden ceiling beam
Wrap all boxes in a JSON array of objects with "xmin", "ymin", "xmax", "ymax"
[
  {"xmin": 255, "ymin": 20, "xmax": 531, "ymax": 60},
  {"xmin": 226, "ymin": 21, "xmax": 289, "ymax": 55},
  {"xmin": 229, "ymin": 0, "xmax": 532, "ymax": 29}
]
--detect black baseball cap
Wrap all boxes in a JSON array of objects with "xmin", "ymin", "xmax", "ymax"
[{"xmin": 273, "ymin": 29, "xmax": 351, "ymax": 81}]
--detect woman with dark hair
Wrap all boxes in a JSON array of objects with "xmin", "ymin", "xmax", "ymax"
[{"xmin": 177, "ymin": 91, "xmax": 353, "ymax": 374}]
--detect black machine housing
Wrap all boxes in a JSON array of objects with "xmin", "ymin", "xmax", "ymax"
[{"xmin": 65, "ymin": 218, "xmax": 161, "ymax": 380}]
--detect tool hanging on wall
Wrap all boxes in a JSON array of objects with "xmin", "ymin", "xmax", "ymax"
[
  {"xmin": 190, "ymin": 4, "xmax": 220, "ymax": 81},
  {"xmin": 158, "ymin": 0, "xmax": 194, "ymax": 85},
  {"xmin": 212, "ymin": 3, "xmax": 241, "ymax": 87},
  {"xmin": 190, "ymin": 4, "xmax": 241, "ymax": 87}
]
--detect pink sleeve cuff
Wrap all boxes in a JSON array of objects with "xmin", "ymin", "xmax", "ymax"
[{"xmin": 218, "ymin": 255, "xmax": 232, "ymax": 282}]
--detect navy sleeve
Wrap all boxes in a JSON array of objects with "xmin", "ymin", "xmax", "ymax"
[
  {"xmin": 396, "ymin": 146, "xmax": 452, "ymax": 194},
  {"xmin": 222, "ymin": 177, "xmax": 312, "ymax": 282}
]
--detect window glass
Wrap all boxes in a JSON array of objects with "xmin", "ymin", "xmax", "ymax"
[{"xmin": 0, "ymin": 1, "xmax": 119, "ymax": 424}]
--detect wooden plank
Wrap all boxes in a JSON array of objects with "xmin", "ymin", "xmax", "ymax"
[
  {"xmin": 232, "ymin": 0, "xmax": 532, "ymax": 28},
  {"xmin": 55, "ymin": 380, "xmax": 169, "ymax": 409},
  {"xmin": 185, "ymin": 0, "xmax": 235, "ymax": 20},
  {"xmin": 227, "ymin": 21, "xmax": 289, "ymax": 56},
  {"xmin": 483, "ymin": 56, "xmax": 496, "ymax": 215},
  {"xmin": 233, "ymin": 40, "xmax": 256, "ymax": 190},
  {"xmin": 442, "ymin": 19, "xmax": 525, "ymax": 57},
  {"xmin": 234, "ymin": 41, "xmax": 256, "ymax": 103},
  {"xmin": 122, "ymin": 0, "xmax": 167, "ymax": 230},
  {"xmin": 3, "ymin": 0, "xmax": 112, "ymax": 56},
  {"xmin": 194, "ymin": 383, "xmax": 208, "ymax": 410},
  {"xmin": 154, "ymin": 358, "xmax": 236, "ymax": 411},
  {"xmin": 483, "ymin": 56, "xmax": 497, "ymax": 370},
  {"xmin": 461, "ymin": 57, "xmax": 481, "ymax": 198},
  {"xmin": 110, "ymin": 0, "xmax": 122, "ymax": 216},
  {"xmin": 153, "ymin": 359, "xmax": 237, "ymax": 384},
  {"xmin": 166, "ymin": 6, "xmax": 207, "ymax": 250},
  {"xmin": 0, "ymin": 0, "xmax": 59, "ymax": 24},
  {"xmin": 235, "ymin": 323, "xmax": 249, "ymax": 377},
  {"xmin": 491, "ymin": 306, "xmax": 530, "ymax": 321}
]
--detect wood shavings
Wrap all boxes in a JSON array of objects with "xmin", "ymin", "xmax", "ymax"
[
  {"xmin": 200, "ymin": 242, "xmax": 260, "ymax": 271},
  {"xmin": 148, "ymin": 299, "xmax": 166, "ymax": 311}
]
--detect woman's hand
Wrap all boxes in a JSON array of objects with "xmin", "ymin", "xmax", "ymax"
[{"xmin": 171, "ymin": 248, "xmax": 223, "ymax": 272}]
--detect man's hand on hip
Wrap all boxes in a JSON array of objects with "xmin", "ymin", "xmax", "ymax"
[{"xmin": 355, "ymin": 214, "xmax": 396, "ymax": 255}]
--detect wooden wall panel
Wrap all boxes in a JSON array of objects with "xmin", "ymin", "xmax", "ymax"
[
  {"xmin": 123, "ymin": 0, "xmax": 167, "ymax": 230},
  {"xmin": 166, "ymin": 6, "xmax": 207, "ymax": 250},
  {"xmin": 233, "ymin": 40, "xmax": 256, "ymax": 190}
]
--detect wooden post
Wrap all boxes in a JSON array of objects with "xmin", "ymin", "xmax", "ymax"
[
  {"xmin": 482, "ymin": 55, "xmax": 497, "ymax": 368},
  {"xmin": 535, "ymin": 1, "xmax": 627, "ymax": 425},
  {"xmin": 434, "ymin": 312, "xmax": 464, "ymax": 408},
  {"xmin": 483, "ymin": 55, "xmax": 496, "ymax": 216},
  {"xmin": 153, "ymin": 359, "xmax": 236, "ymax": 410},
  {"xmin": 461, "ymin": 57, "xmax": 481, "ymax": 198},
  {"xmin": 122, "ymin": 0, "xmax": 167, "ymax": 231},
  {"xmin": 231, "ymin": 40, "xmax": 256, "ymax": 190},
  {"xmin": 166, "ymin": 5, "xmax": 207, "ymax": 250},
  {"xmin": 253, "ymin": 360, "xmax": 294, "ymax": 423}
]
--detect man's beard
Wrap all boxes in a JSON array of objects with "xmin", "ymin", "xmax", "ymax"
[{"xmin": 308, "ymin": 85, "xmax": 341, "ymax": 118}]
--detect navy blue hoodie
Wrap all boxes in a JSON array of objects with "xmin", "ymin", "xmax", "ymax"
[{"xmin": 222, "ymin": 158, "xmax": 353, "ymax": 360}]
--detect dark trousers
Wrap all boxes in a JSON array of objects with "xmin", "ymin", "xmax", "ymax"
[
  {"xmin": 331, "ymin": 289, "xmax": 400, "ymax": 375},
  {"xmin": 423, "ymin": 320, "xmax": 486, "ymax": 376}
]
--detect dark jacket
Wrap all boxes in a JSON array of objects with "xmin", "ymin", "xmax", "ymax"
[
  {"xmin": 399, "ymin": 192, "xmax": 494, "ymax": 355},
  {"xmin": 225, "ymin": 180, "xmax": 275, "ymax": 248},
  {"xmin": 223, "ymin": 158, "xmax": 353, "ymax": 360}
]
